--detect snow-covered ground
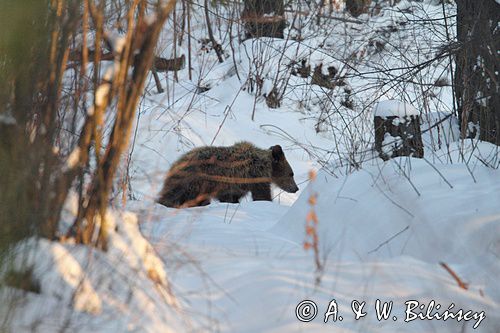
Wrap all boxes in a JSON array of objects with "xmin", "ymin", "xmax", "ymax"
[
  {"xmin": 0, "ymin": 199, "xmax": 185, "ymax": 332},
  {"xmin": 124, "ymin": 1, "xmax": 499, "ymax": 330},
  {"xmin": 133, "ymin": 141, "xmax": 500, "ymax": 333},
  {"xmin": 2, "ymin": 0, "xmax": 499, "ymax": 332}
]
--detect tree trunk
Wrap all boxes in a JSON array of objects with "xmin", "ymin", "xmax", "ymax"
[
  {"xmin": 242, "ymin": 0, "xmax": 286, "ymax": 39},
  {"xmin": 454, "ymin": 0, "xmax": 500, "ymax": 145},
  {"xmin": 345, "ymin": 0, "xmax": 371, "ymax": 17},
  {"xmin": 204, "ymin": 0, "xmax": 224, "ymax": 63}
]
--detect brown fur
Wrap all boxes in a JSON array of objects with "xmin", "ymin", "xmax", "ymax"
[{"xmin": 157, "ymin": 142, "xmax": 298, "ymax": 208}]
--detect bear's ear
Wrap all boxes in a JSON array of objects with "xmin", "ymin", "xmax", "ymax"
[{"xmin": 271, "ymin": 145, "xmax": 284, "ymax": 162}]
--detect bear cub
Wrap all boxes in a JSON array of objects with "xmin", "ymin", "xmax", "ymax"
[{"xmin": 157, "ymin": 141, "xmax": 299, "ymax": 208}]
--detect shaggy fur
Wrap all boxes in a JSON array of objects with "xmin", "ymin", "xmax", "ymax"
[{"xmin": 157, "ymin": 142, "xmax": 298, "ymax": 208}]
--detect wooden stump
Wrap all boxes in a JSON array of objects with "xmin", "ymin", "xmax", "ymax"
[
  {"xmin": 153, "ymin": 55, "xmax": 185, "ymax": 72},
  {"xmin": 345, "ymin": 0, "xmax": 372, "ymax": 17},
  {"xmin": 242, "ymin": 0, "xmax": 286, "ymax": 39},
  {"xmin": 374, "ymin": 100, "xmax": 424, "ymax": 160}
]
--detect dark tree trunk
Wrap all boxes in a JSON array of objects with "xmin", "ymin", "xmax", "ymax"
[
  {"xmin": 242, "ymin": 0, "xmax": 286, "ymax": 39},
  {"xmin": 204, "ymin": 0, "xmax": 224, "ymax": 63},
  {"xmin": 345, "ymin": 0, "xmax": 371, "ymax": 17},
  {"xmin": 454, "ymin": 0, "xmax": 500, "ymax": 145}
]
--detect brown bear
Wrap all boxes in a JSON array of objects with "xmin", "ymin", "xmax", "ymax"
[{"xmin": 157, "ymin": 141, "xmax": 299, "ymax": 208}]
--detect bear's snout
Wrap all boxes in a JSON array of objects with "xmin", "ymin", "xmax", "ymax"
[{"xmin": 283, "ymin": 183, "xmax": 299, "ymax": 193}]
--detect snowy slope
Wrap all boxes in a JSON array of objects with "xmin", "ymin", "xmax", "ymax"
[
  {"xmin": 1, "ymin": 200, "xmax": 185, "ymax": 333},
  {"xmin": 136, "ymin": 142, "xmax": 500, "ymax": 332}
]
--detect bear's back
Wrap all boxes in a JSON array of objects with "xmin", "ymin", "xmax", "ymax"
[{"xmin": 172, "ymin": 141, "xmax": 270, "ymax": 178}]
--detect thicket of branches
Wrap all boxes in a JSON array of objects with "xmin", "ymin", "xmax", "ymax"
[
  {"xmin": 0, "ymin": 0, "xmax": 175, "ymax": 264},
  {"xmin": 139, "ymin": 0, "xmax": 497, "ymax": 178}
]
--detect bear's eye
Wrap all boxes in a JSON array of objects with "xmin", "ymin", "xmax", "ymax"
[{"xmin": 289, "ymin": 172, "xmax": 294, "ymax": 177}]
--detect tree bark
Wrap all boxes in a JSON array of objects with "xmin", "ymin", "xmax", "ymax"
[
  {"xmin": 345, "ymin": 0, "xmax": 371, "ymax": 17},
  {"xmin": 454, "ymin": 0, "xmax": 500, "ymax": 145},
  {"xmin": 242, "ymin": 0, "xmax": 286, "ymax": 39}
]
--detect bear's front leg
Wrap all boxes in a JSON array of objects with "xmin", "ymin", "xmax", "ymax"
[
  {"xmin": 217, "ymin": 190, "xmax": 244, "ymax": 203},
  {"xmin": 250, "ymin": 183, "xmax": 272, "ymax": 201}
]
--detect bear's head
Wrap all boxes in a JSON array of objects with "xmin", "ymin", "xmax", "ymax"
[{"xmin": 270, "ymin": 145, "xmax": 299, "ymax": 193}]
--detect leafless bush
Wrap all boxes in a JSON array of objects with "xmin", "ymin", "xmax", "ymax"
[{"xmin": 0, "ymin": 0, "xmax": 175, "ymax": 254}]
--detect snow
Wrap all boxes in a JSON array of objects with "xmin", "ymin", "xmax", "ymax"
[
  {"xmin": 3, "ymin": 1, "xmax": 500, "ymax": 332},
  {"xmin": 135, "ymin": 148, "xmax": 500, "ymax": 332},
  {"xmin": 382, "ymin": 133, "xmax": 402, "ymax": 157},
  {"xmin": 144, "ymin": 13, "xmax": 158, "ymax": 26},
  {"xmin": 95, "ymin": 83, "xmax": 110, "ymax": 107},
  {"xmin": 0, "ymin": 112, "xmax": 16, "ymax": 125},
  {"xmin": 105, "ymin": 31, "xmax": 126, "ymax": 54},
  {"xmin": 374, "ymin": 100, "xmax": 419, "ymax": 118},
  {"xmin": 0, "ymin": 195, "xmax": 183, "ymax": 332}
]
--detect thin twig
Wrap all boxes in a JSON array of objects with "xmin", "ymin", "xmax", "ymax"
[
  {"xmin": 440, "ymin": 262, "xmax": 469, "ymax": 290},
  {"xmin": 368, "ymin": 225, "xmax": 410, "ymax": 254}
]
